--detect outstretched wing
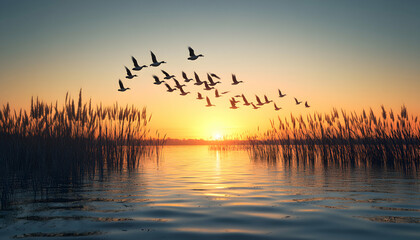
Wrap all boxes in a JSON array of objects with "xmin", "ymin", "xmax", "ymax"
[
  {"xmin": 242, "ymin": 94, "xmax": 248, "ymax": 103},
  {"xmin": 206, "ymin": 97, "xmax": 211, "ymax": 105},
  {"xmin": 232, "ymin": 74, "xmax": 237, "ymax": 83},
  {"xmin": 173, "ymin": 78, "xmax": 180, "ymax": 86},
  {"xmin": 210, "ymin": 73, "xmax": 220, "ymax": 79},
  {"xmin": 188, "ymin": 47, "xmax": 195, "ymax": 57},
  {"xmin": 125, "ymin": 66, "xmax": 131, "ymax": 76},
  {"xmin": 207, "ymin": 74, "xmax": 214, "ymax": 84},
  {"xmin": 161, "ymin": 70, "xmax": 169, "ymax": 77},
  {"xmin": 151, "ymin": 51, "xmax": 157, "ymax": 63},
  {"xmin": 131, "ymin": 56, "xmax": 139, "ymax": 67},
  {"xmin": 153, "ymin": 75, "xmax": 160, "ymax": 83},
  {"xmin": 194, "ymin": 72, "xmax": 201, "ymax": 83},
  {"xmin": 182, "ymin": 71, "xmax": 187, "ymax": 79},
  {"xmin": 165, "ymin": 83, "xmax": 171, "ymax": 90},
  {"xmin": 119, "ymin": 79, "xmax": 124, "ymax": 89}
]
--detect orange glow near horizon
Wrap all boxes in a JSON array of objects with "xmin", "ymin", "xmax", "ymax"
[{"xmin": 1, "ymin": 2, "xmax": 420, "ymax": 140}]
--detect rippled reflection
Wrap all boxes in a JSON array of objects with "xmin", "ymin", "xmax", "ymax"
[{"xmin": 0, "ymin": 146, "xmax": 419, "ymax": 240}]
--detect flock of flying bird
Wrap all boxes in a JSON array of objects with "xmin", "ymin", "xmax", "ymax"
[{"xmin": 117, "ymin": 47, "xmax": 310, "ymax": 110}]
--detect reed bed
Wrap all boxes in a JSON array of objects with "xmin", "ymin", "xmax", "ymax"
[
  {"xmin": 0, "ymin": 90, "xmax": 165, "ymax": 209},
  {"xmin": 247, "ymin": 106, "xmax": 420, "ymax": 171}
]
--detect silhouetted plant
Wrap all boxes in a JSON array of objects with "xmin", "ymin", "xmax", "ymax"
[
  {"xmin": 247, "ymin": 106, "xmax": 420, "ymax": 171},
  {"xmin": 0, "ymin": 90, "xmax": 165, "ymax": 209}
]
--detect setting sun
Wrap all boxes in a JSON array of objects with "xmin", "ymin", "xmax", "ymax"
[{"xmin": 213, "ymin": 132, "xmax": 223, "ymax": 141}]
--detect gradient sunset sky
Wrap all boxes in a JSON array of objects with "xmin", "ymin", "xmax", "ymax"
[{"xmin": 1, "ymin": 0, "xmax": 419, "ymax": 139}]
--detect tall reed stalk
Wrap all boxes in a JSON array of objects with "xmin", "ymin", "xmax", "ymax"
[
  {"xmin": 0, "ymin": 90, "xmax": 166, "ymax": 209},
  {"xmin": 248, "ymin": 106, "xmax": 420, "ymax": 171}
]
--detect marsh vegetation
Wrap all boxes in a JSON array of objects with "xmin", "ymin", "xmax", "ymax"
[
  {"xmin": 247, "ymin": 106, "xmax": 420, "ymax": 171},
  {"xmin": 0, "ymin": 90, "xmax": 165, "ymax": 209}
]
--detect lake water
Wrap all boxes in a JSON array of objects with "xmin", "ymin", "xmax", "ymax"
[{"xmin": 1, "ymin": 145, "xmax": 419, "ymax": 239}]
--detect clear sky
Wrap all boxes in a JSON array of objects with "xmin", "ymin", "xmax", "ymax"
[{"xmin": 1, "ymin": 0, "xmax": 419, "ymax": 139}]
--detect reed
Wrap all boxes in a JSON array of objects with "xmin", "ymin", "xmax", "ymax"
[
  {"xmin": 247, "ymin": 106, "xmax": 420, "ymax": 171},
  {"xmin": 0, "ymin": 90, "xmax": 165, "ymax": 209}
]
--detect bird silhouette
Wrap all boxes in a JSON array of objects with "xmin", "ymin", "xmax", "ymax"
[
  {"xmin": 264, "ymin": 95, "xmax": 273, "ymax": 104},
  {"xmin": 161, "ymin": 70, "xmax": 175, "ymax": 79},
  {"xmin": 229, "ymin": 99, "xmax": 239, "ymax": 109},
  {"xmin": 231, "ymin": 74, "xmax": 243, "ymax": 85},
  {"xmin": 179, "ymin": 86, "xmax": 190, "ymax": 96},
  {"xmin": 255, "ymin": 95, "xmax": 265, "ymax": 106},
  {"xmin": 241, "ymin": 94, "xmax": 252, "ymax": 106},
  {"xmin": 207, "ymin": 74, "xmax": 221, "ymax": 86},
  {"xmin": 164, "ymin": 83, "xmax": 177, "ymax": 92},
  {"xmin": 118, "ymin": 79, "xmax": 130, "ymax": 92},
  {"xmin": 278, "ymin": 89, "xmax": 286, "ymax": 98},
  {"xmin": 153, "ymin": 75, "xmax": 165, "ymax": 85},
  {"xmin": 131, "ymin": 56, "xmax": 148, "ymax": 71},
  {"xmin": 215, "ymin": 89, "xmax": 222, "ymax": 98},
  {"xmin": 182, "ymin": 71, "xmax": 193, "ymax": 82},
  {"xmin": 305, "ymin": 101, "xmax": 310, "ymax": 108},
  {"xmin": 205, "ymin": 97, "xmax": 215, "ymax": 107},
  {"xmin": 125, "ymin": 66, "xmax": 137, "ymax": 79},
  {"xmin": 150, "ymin": 51, "xmax": 166, "ymax": 67},
  {"xmin": 231, "ymin": 97, "xmax": 240, "ymax": 104},
  {"xmin": 173, "ymin": 78, "xmax": 186, "ymax": 89},
  {"xmin": 187, "ymin": 47, "xmax": 204, "ymax": 60},
  {"xmin": 210, "ymin": 73, "xmax": 220, "ymax": 79},
  {"xmin": 274, "ymin": 103, "xmax": 282, "ymax": 111},
  {"xmin": 203, "ymin": 81, "xmax": 214, "ymax": 91},
  {"xmin": 193, "ymin": 72, "xmax": 203, "ymax": 85},
  {"xmin": 294, "ymin": 98, "xmax": 302, "ymax": 105},
  {"xmin": 251, "ymin": 103, "xmax": 260, "ymax": 109},
  {"xmin": 197, "ymin": 92, "xmax": 204, "ymax": 100}
]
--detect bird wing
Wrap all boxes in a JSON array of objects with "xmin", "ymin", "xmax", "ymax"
[
  {"xmin": 164, "ymin": 83, "xmax": 171, "ymax": 90},
  {"xmin": 188, "ymin": 47, "xmax": 195, "ymax": 56},
  {"xmin": 131, "ymin": 56, "xmax": 139, "ymax": 67},
  {"xmin": 256, "ymin": 96, "xmax": 262, "ymax": 104},
  {"xmin": 207, "ymin": 74, "xmax": 214, "ymax": 84},
  {"xmin": 174, "ymin": 79, "xmax": 180, "ymax": 86},
  {"xmin": 179, "ymin": 87, "xmax": 185, "ymax": 94},
  {"xmin": 194, "ymin": 72, "xmax": 201, "ymax": 83},
  {"xmin": 198, "ymin": 92, "xmax": 202, "ymax": 98},
  {"xmin": 125, "ymin": 66, "xmax": 131, "ymax": 76},
  {"xmin": 215, "ymin": 89, "xmax": 219, "ymax": 96},
  {"xmin": 232, "ymin": 74, "xmax": 237, "ymax": 83},
  {"xmin": 119, "ymin": 79, "xmax": 124, "ymax": 89},
  {"xmin": 182, "ymin": 71, "xmax": 187, "ymax": 80},
  {"xmin": 294, "ymin": 98, "xmax": 299, "ymax": 104},
  {"xmin": 210, "ymin": 73, "xmax": 220, "ymax": 79},
  {"xmin": 242, "ymin": 95, "xmax": 248, "ymax": 103},
  {"xmin": 161, "ymin": 70, "xmax": 169, "ymax": 77},
  {"xmin": 153, "ymin": 75, "xmax": 160, "ymax": 83},
  {"xmin": 151, "ymin": 51, "xmax": 157, "ymax": 63},
  {"xmin": 206, "ymin": 97, "xmax": 211, "ymax": 105}
]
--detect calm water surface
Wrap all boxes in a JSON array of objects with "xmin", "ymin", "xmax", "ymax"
[{"xmin": 1, "ymin": 146, "xmax": 419, "ymax": 239}]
